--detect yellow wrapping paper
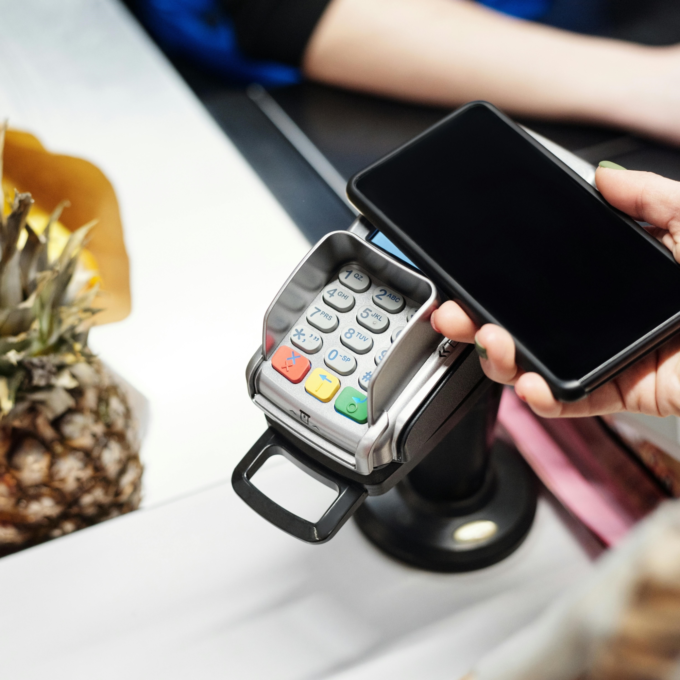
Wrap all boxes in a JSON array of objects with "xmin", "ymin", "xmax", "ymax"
[{"xmin": 2, "ymin": 129, "xmax": 131, "ymax": 325}]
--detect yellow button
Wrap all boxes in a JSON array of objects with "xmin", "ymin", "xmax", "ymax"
[{"xmin": 305, "ymin": 368, "xmax": 340, "ymax": 403}]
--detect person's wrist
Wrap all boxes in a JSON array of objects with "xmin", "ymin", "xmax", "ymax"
[
  {"xmin": 585, "ymin": 45, "xmax": 676, "ymax": 141},
  {"xmin": 573, "ymin": 42, "xmax": 659, "ymax": 129}
]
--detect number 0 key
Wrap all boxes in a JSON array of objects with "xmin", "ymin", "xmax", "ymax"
[{"xmin": 324, "ymin": 347, "xmax": 357, "ymax": 375}]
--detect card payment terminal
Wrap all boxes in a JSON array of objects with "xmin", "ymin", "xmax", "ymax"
[{"xmin": 233, "ymin": 127, "xmax": 595, "ymax": 567}]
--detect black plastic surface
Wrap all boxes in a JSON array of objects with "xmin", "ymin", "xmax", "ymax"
[
  {"xmin": 408, "ymin": 383, "xmax": 502, "ymax": 503},
  {"xmin": 400, "ymin": 343, "xmax": 489, "ymax": 463},
  {"xmin": 355, "ymin": 437, "xmax": 538, "ymax": 572},
  {"xmin": 232, "ymin": 428, "xmax": 367, "ymax": 543}
]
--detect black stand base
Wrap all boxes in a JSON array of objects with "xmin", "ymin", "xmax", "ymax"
[{"xmin": 355, "ymin": 439, "xmax": 536, "ymax": 572}]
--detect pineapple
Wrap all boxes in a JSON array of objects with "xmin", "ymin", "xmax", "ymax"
[{"xmin": 0, "ymin": 126, "xmax": 142, "ymax": 554}]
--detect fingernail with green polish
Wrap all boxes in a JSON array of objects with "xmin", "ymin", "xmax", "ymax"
[
  {"xmin": 474, "ymin": 337, "xmax": 488, "ymax": 360},
  {"xmin": 599, "ymin": 160, "xmax": 627, "ymax": 170}
]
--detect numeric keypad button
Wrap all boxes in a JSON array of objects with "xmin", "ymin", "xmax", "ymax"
[
  {"xmin": 340, "ymin": 326, "xmax": 373, "ymax": 354},
  {"xmin": 324, "ymin": 347, "xmax": 357, "ymax": 376},
  {"xmin": 358, "ymin": 369, "xmax": 373, "ymax": 392},
  {"xmin": 305, "ymin": 368, "xmax": 340, "ymax": 403},
  {"xmin": 356, "ymin": 305, "xmax": 389, "ymax": 333},
  {"xmin": 322, "ymin": 284, "xmax": 355, "ymax": 312},
  {"xmin": 374, "ymin": 346, "xmax": 389, "ymax": 365},
  {"xmin": 391, "ymin": 326, "xmax": 405, "ymax": 343},
  {"xmin": 338, "ymin": 267, "xmax": 371, "ymax": 293},
  {"xmin": 290, "ymin": 325, "xmax": 323, "ymax": 354},
  {"xmin": 334, "ymin": 387, "xmax": 368, "ymax": 424},
  {"xmin": 306, "ymin": 305, "xmax": 339, "ymax": 333},
  {"xmin": 271, "ymin": 345, "xmax": 310, "ymax": 384},
  {"xmin": 373, "ymin": 286, "xmax": 405, "ymax": 313}
]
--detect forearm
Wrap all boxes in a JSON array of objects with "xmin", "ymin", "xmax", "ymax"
[{"xmin": 302, "ymin": 0, "xmax": 657, "ymax": 126}]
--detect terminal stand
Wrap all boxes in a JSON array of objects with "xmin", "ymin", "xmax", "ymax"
[
  {"xmin": 354, "ymin": 384, "xmax": 538, "ymax": 572},
  {"xmin": 236, "ymin": 341, "xmax": 538, "ymax": 570}
]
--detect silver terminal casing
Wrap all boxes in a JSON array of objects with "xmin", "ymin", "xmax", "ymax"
[{"xmin": 246, "ymin": 227, "xmax": 458, "ymax": 475}]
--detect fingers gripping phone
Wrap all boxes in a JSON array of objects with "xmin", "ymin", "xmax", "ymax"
[
  {"xmin": 348, "ymin": 102, "xmax": 680, "ymax": 402},
  {"xmin": 233, "ymin": 103, "xmax": 626, "ymax": 544}
]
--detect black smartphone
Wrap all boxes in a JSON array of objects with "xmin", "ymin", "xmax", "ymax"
[{"xmin": 347, "ymin": 101, "xmax": 680, "ymax": 401}]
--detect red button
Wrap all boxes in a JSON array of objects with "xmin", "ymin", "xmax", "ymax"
[{"xmin": 271, "ymin": 345, "xmax": 311, "ymax": 384}]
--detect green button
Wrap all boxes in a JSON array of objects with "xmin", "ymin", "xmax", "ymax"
[{"xmin": 334, "ymin": 387, "xmax": 368, "ymax": 424}]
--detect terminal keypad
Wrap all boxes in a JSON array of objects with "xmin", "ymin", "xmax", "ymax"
[
  {"xmin": 358, "ymin": 369, "xmax": 373, "ymax": 392},
  {"xmin": 391, "ymin": 326, "xmax": 405, "ymax": 343},
  {"xmin": 324, "ymin": 347, "xmax": 357, "ymax": 375},
  {"xmin": 338, "ymin": 267, "xmax": 371, "ymax": 293},
  {"xmin": 374, "ymin": 346, "xmax": 389, "ymax": 365},
  {"xmin": 356, "ymin": 305, "xmax": 389, "ymax": 334},
  {"xmin": 306, "ymin": 305, "xmax": 339, "ymax": 333},
  {"xmin": 271, "ymin": 345, "xmax": 311, "ymax": 384},
  {"xmin": 290, "ymin": 324, "xmax": 323, "ymax": 354},
  {"xmin": 269, "ymin": 263, "xmax": 417, "ymax": 429},
  {"xmin": 305, "ymin": 368, "xmax": 340, "ymax": 402},
  {"xmin": 322, "ymin": 285, "xmax": 355, "ymax": 312},
  {"xmin": 373, "ymin": 286, "xmax": 405, "ymax": 313},
  {"xmin": 340, "ymin": 326, "xmax": 374, "ymax": 354}
]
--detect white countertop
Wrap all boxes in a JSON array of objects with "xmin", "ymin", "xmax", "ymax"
[
  {"xmin": 0, "ymin": 0, "xmax": 309, "ymax": 508},
  {"xmin": 0, "ymin": 482, "xmax": 593, "ymax": 680},
  {"xmin": 0, "ymin": 2, "xmax": 595, "ymax": 677}
]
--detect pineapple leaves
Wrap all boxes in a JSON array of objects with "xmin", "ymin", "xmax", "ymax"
[
  {"xmin": 2, "ymin": 191, "xmax": 33, "ymax": 258},
  {"xmin": 0, "ymin": 333, "xmax": 30, "ymax": 362},
  {"xmin": 0, "ymin": 306, "xmax": 35, "ymax": 339},
  {"xmin": 0, "ymin": 130, "xmax": 100, "ymax": 418},
  {"xmin": 19, "ymin": 225, "xmax": 45, "ymax": 296},
  {"xmin": 57, "ymin": 220, "xmax": 95, "ymax": 271},
  {"xmin": 38, "ymin": 200, "xmax": 69, "ymax": 272},
  {"xmin": 32, "ymin": 222, "xmax": 97, "ymax": 354},
  {"xmin": 0, "ymin": 192, "xmax": 33, "ymax": 309}
]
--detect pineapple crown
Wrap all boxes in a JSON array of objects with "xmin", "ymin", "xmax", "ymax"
[{"xmin": 0, "ymin": 124, "xmax": 99, "ymax": 413}]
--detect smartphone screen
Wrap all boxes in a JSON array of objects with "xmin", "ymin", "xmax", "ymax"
[{"xmin": 351, "ymin": 103, "xmax": 680, "ymax": 386}]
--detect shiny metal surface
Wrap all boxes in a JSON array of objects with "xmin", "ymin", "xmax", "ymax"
[
  {"xmin": 246, "ymin": 348, "xmax": 264, "ymax": 400},
  {"xmin": 252, "ymin": 394, "xmax": 357, "ymax": 468},
  {"xmin": 347, "ymin": 217, "xmax": 372, "ymax": 239},
  {"xmin": 368, "ymin": 294, "xmax": 439, "ymax": 422}
]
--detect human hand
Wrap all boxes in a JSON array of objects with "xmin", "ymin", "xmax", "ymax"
[{"xmin": 430, "ymin": 165, "xmax": 680, "ymax": 418}]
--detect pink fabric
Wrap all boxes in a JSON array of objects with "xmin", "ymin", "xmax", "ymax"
[{"xmin": 498, "ymin": 389, "xmax": 633, "ymax": 546}]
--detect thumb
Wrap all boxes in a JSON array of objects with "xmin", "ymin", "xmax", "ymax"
[{"xmin": 596, "ymin": 166, "xmax": 680, "ymax": 261}]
